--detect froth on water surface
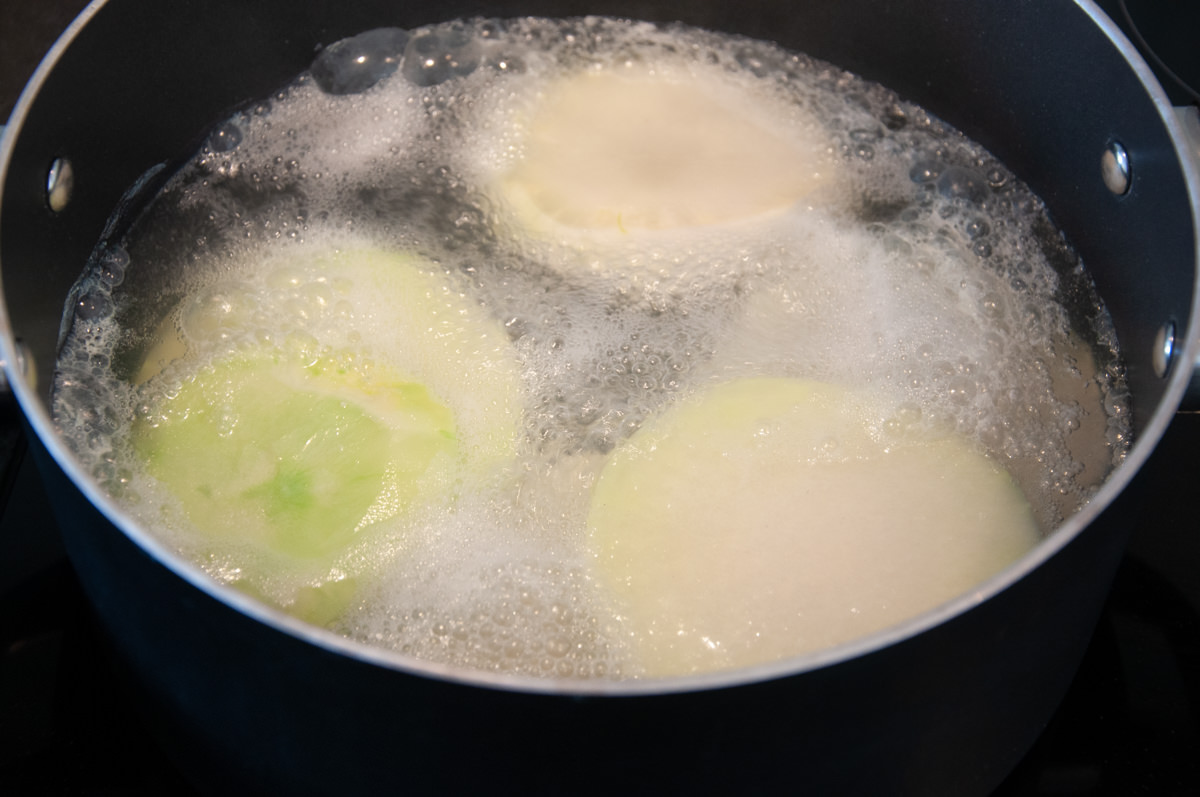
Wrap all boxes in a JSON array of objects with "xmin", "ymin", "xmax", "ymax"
[{"xmin": 52, "ymin": 17, "xmax": 1130, "ymax": 679}]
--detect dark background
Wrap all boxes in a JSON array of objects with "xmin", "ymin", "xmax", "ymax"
[{"xmin": 2, "ymin": 1, "xmax": 1198, "ymax": 794}]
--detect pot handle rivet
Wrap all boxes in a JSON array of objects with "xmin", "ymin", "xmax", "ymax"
[
  {"xmin": 0, "ymin": 340, "xmax": 36, "ymax": 395},
  {"xmin": 1101, "ymin": 141, "xmax": 1131, "ymax": 195},
  {"xmin": 1152, "ymin": 321, "xmax": 1175, "ymax": 379},
  {"xmin": 47, "ymin": 157, "xmax": 75, "ymax": 213}
]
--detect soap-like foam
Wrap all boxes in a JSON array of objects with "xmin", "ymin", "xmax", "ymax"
[{"xmin": 52, "ymin": 17, "xmax": 1129, "ymax": 679}]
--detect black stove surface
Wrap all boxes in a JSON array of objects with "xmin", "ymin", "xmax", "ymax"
[{"xmin": 2, "ymin": 2, "xmax": 1198, "ymax": 794}]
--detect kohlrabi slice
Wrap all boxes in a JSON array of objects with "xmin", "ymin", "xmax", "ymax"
[
  {"xmin": 587, "ymin": 378, "xmax": 1039, "ymax": 677},
  {"xmin": 495, "ymin": 69, "xmax": 836, "ymax": 237},
  {"xmin": 134, "ymin": 349, "xmax": 456, "ymax": 559},
  {"xmin": 132, "ymin": 248, "xmax": 523, "ymax": 621}
]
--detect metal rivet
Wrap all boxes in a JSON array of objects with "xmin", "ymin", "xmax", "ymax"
[
  {"xmin": 1, "ymin": 340, "xmax": 35, "ymax": 395},
  {"xmin": 47, "ymin": 157, "xmax": 75, "ymax": 212},
  {"xmin": 1152, "ymin": 321, "xmax": 1175, "ymax": 378},
  {"xmin": 1101, "ymin": 141, "xmax": 1130, "ymax": 195}
]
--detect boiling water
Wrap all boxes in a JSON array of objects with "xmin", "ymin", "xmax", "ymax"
[{"xmin": 52, "ymin": 18, "xmax": 1129, "ymax": 679}]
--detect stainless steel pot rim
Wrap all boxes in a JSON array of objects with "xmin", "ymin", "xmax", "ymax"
[{"xmin": 1, "ymin": 0, "xmax": 1197, "ymax": 698}]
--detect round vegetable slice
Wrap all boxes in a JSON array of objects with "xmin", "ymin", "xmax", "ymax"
[
  {"xmin": 496, "ymin": 70, "xmax": 835, "ymax": 236},
  {"xmin": 588, "ymin": 378, "xmax": 1039, "ymax": 677},
  {"xmin": 131, "ymin": 248, "xmax": 523, "ymax": 621},
  {"xmin": 134, "ymin": 350, "xmax": 456, "ymax": 559}
]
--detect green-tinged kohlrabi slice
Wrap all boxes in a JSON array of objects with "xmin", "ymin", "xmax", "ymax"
[
  {"xmin": 132, "ymin": 248, "xmax": 523, "ymax": 622},
  {"xmin": 135, "ymin": 350, "xmax": 456, "ymax": 558},
  {"xmin": 587, "ymin": 378, "xmax": 1039, "ymax": 677}
]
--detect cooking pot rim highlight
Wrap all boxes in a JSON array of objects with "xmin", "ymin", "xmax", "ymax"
[{"xmin": 0, "ymin": 0, "xmax": 1197, "ymax": 698}]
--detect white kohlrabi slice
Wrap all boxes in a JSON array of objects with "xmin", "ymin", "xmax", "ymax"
[{"xmin": 588, "ymin": 378, "xmax": 1038, "ymax": 677}]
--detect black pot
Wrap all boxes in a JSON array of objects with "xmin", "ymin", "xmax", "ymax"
[{"xmin": 1, "ymin": 1, "xmax": 1197, "ymax": 794}]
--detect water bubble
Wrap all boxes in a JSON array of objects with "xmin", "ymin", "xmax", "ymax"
[
  {"xmin": 985, "ymin": 167, "xmax": 1009, "ymax": 189},
  {"xmin": 883, "ymin": 104, "xmax": 908, "ymax": 130},
  {"xmin": 97, "ymin": 246, "xmax": 130, "ymax": 287},
  {"xmin": 964, "ymin": 218, "xmax": 990, "ymax": 240},
  {"xmin": 909, "ymin": 161, "xmax": 941, "ymax": 183},
  {"xmin": 735, "ymin": 46, "xmax": 771, "ymax": 78},
  {"xmin": 476, "ymin": 19, "xmax": 505, "ymax": 39},
  {"xmin": 311, "ymin": 28, "xmax": 410, "ymax": 95},
  {"xmin": 209, "ymin": 122, "xmax": 243, "ymax": 152},
  {"xmin": 881, "ymin": 234, "xmax": 913, "ymax": 256},
  {"xmin": 402, "ymin": 26, "xmax": 481, "ymax": 87},
  {"xmin": 75, "ymin": 291, "xmax": 113, "ymax": 321},
  {"xmin": 485, "ymin": 53, "xmax": 527, "ymax": 74},
  {"xmin": 936, "ymin": 166, "xmax": 989, "ymax": 203}
]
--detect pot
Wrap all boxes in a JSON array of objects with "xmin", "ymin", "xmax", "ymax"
[{"xmin": 1, "ymin": 1, "xmax": 1197, "ymax": 794}]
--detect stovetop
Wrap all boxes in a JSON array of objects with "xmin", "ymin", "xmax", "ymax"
[{"xmin": 2, "ymin": 2, "xmax": 1198, "ymax": 794}]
